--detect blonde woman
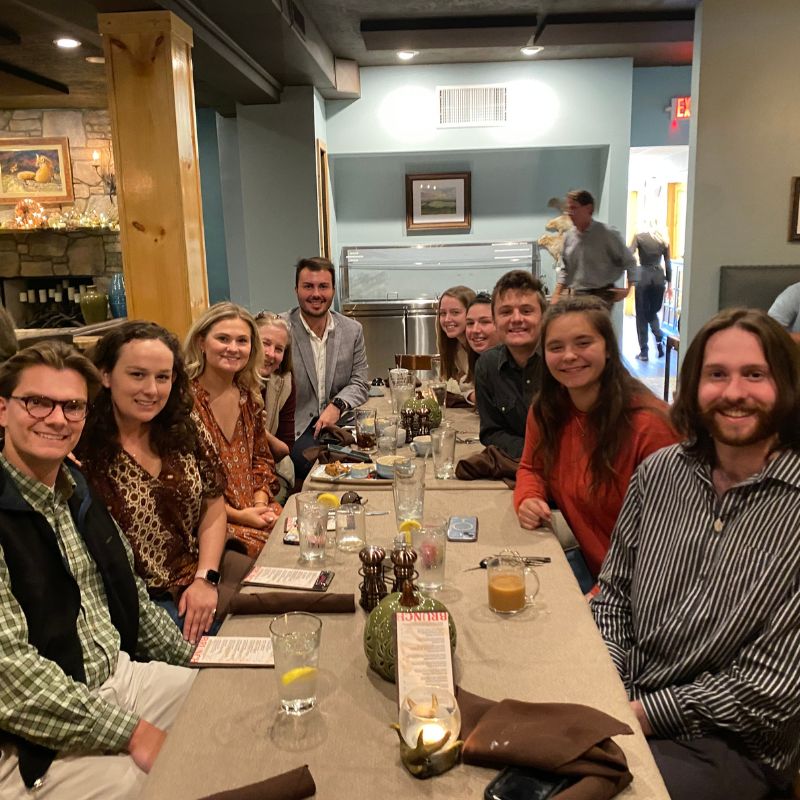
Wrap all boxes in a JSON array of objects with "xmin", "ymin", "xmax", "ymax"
[
  {"xmin": 255, "ymin": 311, "xmax": 296, "ymax": 499},
  {"xmin": 185, "ymin": 302, "xmax": 281, "ymax": 558},
  {"xmin": 436, "ymin": 285, "xmax": 476, "ymax": 401}
]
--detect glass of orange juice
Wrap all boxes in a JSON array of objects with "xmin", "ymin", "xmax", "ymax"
[{"xmin": 486, "ymin": 552, "xmax": 540, "ymax": 614}]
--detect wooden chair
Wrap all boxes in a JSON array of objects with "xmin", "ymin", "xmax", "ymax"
[{"xmin": 394, "ymin": 354, "xmax": 434, "ymax": 371}]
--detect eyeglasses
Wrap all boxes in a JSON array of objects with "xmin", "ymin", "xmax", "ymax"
[{"xmin": 10, "ymin": 395, "xmax": 89, "ymax": 422}]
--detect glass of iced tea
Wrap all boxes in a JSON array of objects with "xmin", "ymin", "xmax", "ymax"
[
  {"xmin": 486, "ymin": 551, "xmax": 539, "ymax": 614},
  {"xmin": 355, "ymin": 408, "xmax": 378, "ymax": 453}
]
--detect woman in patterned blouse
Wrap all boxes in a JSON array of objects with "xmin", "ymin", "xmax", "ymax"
[
  {"xmin": 79, "ymin": 321, "xmax": 228, "ymax": 644},
  {"xmin": 185, "ymin": 302, "xmax": 282, "ymax": 558}
]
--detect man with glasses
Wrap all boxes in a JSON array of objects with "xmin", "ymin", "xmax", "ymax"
[{"xmin": 0, "ymin": 341, "xmax": 196, "ymax": 799}]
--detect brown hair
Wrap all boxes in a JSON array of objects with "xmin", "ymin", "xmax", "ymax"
[
  {"xmin": 566, "ymin": 188, "xmax": 595, "ymax": 209},
  {"xmin": 671, "ymin": 307, "xmax": 800, "ymax": 461},
  {"xmin": 295, "ymin": 256, "xmax": 336, "ymax": 288},
  {"xmin": 0, "ymin": 339, "xmax": 100, "ymax": 399},
  {"xmin": 533, "ymin": 296, "xmax": 665, "ymax": 492},
  {"xmin": 465, "ymin": 292, "xmax": 493, "ymax": 383},
  {"xmin": 437, "ymin": 285, "xmax": 476, "ymax": 381},
  {"xmin": 490, "ymin": 270, "xmax": 546, "ymax": 316}
]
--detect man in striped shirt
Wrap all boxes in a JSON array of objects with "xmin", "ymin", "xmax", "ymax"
[
  {"xmin": 593, "ymin": 308, "xmax": 800, "ymax": 800},
  {"xmin": 0, "ymin": 342, "xmax": 196, "ymax": 799}
]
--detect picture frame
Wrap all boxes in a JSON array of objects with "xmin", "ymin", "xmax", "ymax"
[
  {"xmin": 789, "ymin": 177, "xmax": 800, "ymax": 242},
  {"xmin": 0, "ymin": 137, "xmax": 74, "ymax": 204},
  {"xmin": 406, "ymin": 172, "xmax": 471, "ymax": 232}
]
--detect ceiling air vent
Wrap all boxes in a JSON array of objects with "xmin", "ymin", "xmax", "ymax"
[{"xmin": 437, "ymin": 85, "xmax": 507, "ymax": 128}]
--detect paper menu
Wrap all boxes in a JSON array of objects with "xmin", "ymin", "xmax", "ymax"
[
  {"xmin": 395, "ymin": 612, "xmax": 454, "ymax": 705},
  {"xmin": 190, "ymin": 636, "xmax": 274, "ymax": 667},
  {"xmin": 244, "ymin": 566, "xmax": 330, "ymax": 590}
]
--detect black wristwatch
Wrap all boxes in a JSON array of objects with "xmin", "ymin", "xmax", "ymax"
[
  {"xmin": 195, "ymin": 569, "xmax": 220, "ymax": 586},
  {"xmin": 331, "ymin": 397, "xmax": 348, "ymax": 414}
]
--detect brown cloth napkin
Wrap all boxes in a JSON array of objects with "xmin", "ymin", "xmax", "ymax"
[
  {"xmin": 303, "ymin": 426, "xmax": 358, "ymax": 466},
  {"xmin": 445, "ymin": 391, "xmax": 471, "ymax": 409},
  {"xmin": 455, "ymin": 445, "xmax": 519, "ymax": 488},
  {"xmin": 229, "ymin": 591, "xmax": 356, "ymax": 615},
  {"xmin": 458, "ymin": 688, "xmax": 633, "ymax": 800},
  {"xmin": 197, "ymin": 764, "xmax": 316, "ymax": 800},
  {"xmin": 214, "ymin": 549, "xmax": 256, "ymax": 622}
]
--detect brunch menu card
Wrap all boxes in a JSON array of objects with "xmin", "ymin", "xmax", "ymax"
[
  {"xmin": 244, "ymin": 565, "xmax": 334, "ymax": 591},
  {"xmin": 190, "ymin": 636, "xmax": 274, "ymax": 668},
  {"xmin": 394, "ymin": 611, "xmax": 454, "ymax": 705}
]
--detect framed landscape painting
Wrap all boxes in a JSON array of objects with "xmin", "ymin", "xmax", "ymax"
[
  {"xmin": 0, "ymin": 137, "xmax": 74, "ymax": 204},
  {"xmin": 406, "ymin": 172, "xmax": 471, "ymax": 231}
]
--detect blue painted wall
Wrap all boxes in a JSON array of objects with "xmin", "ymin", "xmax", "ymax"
[
  {"xmin": 196, "ymin": 108, "xmax": 230, "ymax": 302},
  {"xmin": 630, "ymin": 66, "xmax": 692, "ymax": 147}
]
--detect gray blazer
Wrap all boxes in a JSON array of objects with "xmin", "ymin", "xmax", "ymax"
[{"xmin": 285, "ymin": 307, "xmax": 370, "ymax": 440}]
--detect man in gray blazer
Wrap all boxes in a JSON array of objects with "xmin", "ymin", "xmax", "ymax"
[{"xmin": 285, "ymin": 256, "xmax": 369, "ymax": 482}]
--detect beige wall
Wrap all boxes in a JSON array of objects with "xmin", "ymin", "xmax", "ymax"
[{"xmin": 683, "ymin": 0, "xmax": 800, "ymax": 345}]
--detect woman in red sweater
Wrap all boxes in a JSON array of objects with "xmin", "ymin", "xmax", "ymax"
[{"xmin": 514, "ymin": 296, "xmax": 679, "ymax": 583}]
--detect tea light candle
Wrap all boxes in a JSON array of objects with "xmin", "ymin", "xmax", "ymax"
[{"xmin": 399, "ymin": 687, "xmax": 461, "ymax": 749}]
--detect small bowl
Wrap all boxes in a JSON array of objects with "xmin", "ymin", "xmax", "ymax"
[
  {"xmin": 410, "ymin": 435, "xmax": 432, "ymax": 457},
  {"xmin": 348, "ymin": 463, "xmax": 374, "ymax": 479},
  {"xmin": 376, "ymin": 454, "xmax": 405, "ymax": 479}
]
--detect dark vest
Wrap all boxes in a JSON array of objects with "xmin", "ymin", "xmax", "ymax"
[{"xmin": 0, "ymin": 462, "xmax": 140, "ymax": 788}]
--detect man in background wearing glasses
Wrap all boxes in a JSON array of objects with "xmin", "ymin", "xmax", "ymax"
[{"xmin": 0, "ymin": 341, "xmax": 196, "ymax": 800}]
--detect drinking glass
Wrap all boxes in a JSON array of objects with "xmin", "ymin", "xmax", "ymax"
[
  {"xmin": 430, "ymin": 354, "xmax": 442, "ymax": 383},
  {"xmin": 296, "ymin": 491, "xmax": 326, "ymax": 562},
  {"xmin": 389, "ymin": 368, "xmax": 412, "ymax": 415},
  {"xmin": 336, "ymin": 503, "xmax": 366, "ymax": 552},
  {"xmin": 429, "ymin": 381, "xmax": 447, "ymax": 421},
  {"xmin": 431, "ymin": 425, "xmax": 456, "ymax": 479},
  {"xmin": 486, "ymin": 552, "xmax": 540, "ymax": 614},
  {"xmin": 269, "ymin": 612, "xmax": 322, "ymax": 715},
  {"xmin": 392, "ymin": 458, "xmax": 425, "ymax": 532},
  {"xmin": 376, "ymin": 415, "xmax": 399, "ymax": 456},
  {"xmin": 413, "ymin": 517, "xmax": 447, "ymax": 591},
  {"xmin": 354, "ymin": 408, "xmax": 377, "ymax": 453}
]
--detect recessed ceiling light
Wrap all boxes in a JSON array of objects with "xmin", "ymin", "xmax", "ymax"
[
  {"xmin": 520, "ymin": 45, "xmax": 543, "ymax": 56},
  {"xmin": 85, "ymin": 55, "xmax": 105, "ymax": 64},
  {"xmin": 54, "ymin": 37, "xmax": 81, "ymax": 49},
  {"xmin": 397, "ymin": 50, "xmax": 418, "ymax": 61}
]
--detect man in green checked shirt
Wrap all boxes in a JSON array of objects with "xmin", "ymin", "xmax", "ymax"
[{"xmin": 0, "ymin": 341, "xmax": 196, "ymax": 799}]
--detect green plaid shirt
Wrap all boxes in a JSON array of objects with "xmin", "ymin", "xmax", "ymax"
[{"xmin": 0, "ymin": 455, "xmax": 194, "ymax": 754}]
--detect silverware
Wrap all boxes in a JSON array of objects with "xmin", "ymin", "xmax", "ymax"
[
  {"xmin": 463, "ymin": 554, "xmax": 551, "ymax": 571},
  {"xmin": 366, "ymin": 511, "xmax": 389, "ymax": 516}
]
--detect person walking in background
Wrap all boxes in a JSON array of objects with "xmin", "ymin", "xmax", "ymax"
[
  {"xmin": 631, "ymin": 225, "xmax": 672, "ymax": 361},
  {"xmin": 552, "ymin": 189, "xmax": 636, "ymax": 308},
  {"xmin": 185, "ymin": 302, "xmax": 281, "ymax": 558}
]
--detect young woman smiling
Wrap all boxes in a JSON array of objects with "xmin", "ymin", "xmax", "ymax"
[
  {"xmin": 437, "ymin": 285, "xmax": 476, "ymax": 400},
  {"xmin": 514, "ymin": 296, "xmax": 679, "ymax": 584},
  {"xmin": 255, "ymin": 311, "xmax": 295, "ymax": 500},
  {"xmin": 185, "ymin": 302, "xmax": 281, "ymax": 558},
  {"xmin": 79, "ymin": 321, "xmax": 227, "ymax": 644},
  {"xmin": 464, "ymin": 292, "xmax": 500, "ymax": 402}
]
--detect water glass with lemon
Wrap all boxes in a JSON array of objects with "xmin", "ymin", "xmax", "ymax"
[
  {"xmin": 269, "ymin": 612, "xmax": 322, "ymax": 715},
  {"xmin": 392, "ymin": 458, "xmax": 425, "ymax": 541}
]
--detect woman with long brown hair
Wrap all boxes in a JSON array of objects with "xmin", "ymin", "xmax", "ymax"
[
  {"xmin": 185, "ymin": 302, "xmax": 281, "ymax": 558},
  {"xmin": 436, "ymin": 285, "xmax": 476, "ymax": 398},
  {"xmin": 514, "ymin": 296, "xmax": 679, "ymax": 585}
]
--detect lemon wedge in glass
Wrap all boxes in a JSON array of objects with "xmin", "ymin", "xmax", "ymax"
[
  {"xmin": 316, "ymin": 492, "xmax": 340, "ymax": 510},
  {"xmin": 398, "ymin": 519, "xmax": 422, "ymax": 544},
  {"xmin": 281, "ymin": 666, "xmax": 318, "ymax": 686}
]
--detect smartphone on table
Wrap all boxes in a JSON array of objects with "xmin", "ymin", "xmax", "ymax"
[
  {"xmin": 485, "ymin": 766, "xmax": 578, "ymax": 800},
  {"xmin": 447, "ymin": 516, "xmax": 478, "ymax": 542}
]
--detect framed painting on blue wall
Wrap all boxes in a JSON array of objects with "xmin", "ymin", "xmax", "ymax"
[
  {"xmin": 406, "ymin": 172, "xmax": 471, "ymax": 232},
  {"xmin": 0, "ymin": 137, "xmax": 74, "ymax": 204}
]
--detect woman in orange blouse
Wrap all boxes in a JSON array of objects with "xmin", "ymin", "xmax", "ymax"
[{"xmin": 185, "ymin": 302, "xmax": 281, "ymax": 558}]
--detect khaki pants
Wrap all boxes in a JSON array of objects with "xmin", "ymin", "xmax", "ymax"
[{"xmin": 0, "ymin": 652, "xmax": 196, "ymax": 800}]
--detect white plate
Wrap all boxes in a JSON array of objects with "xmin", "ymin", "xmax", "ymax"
[{"xmin": 309, "ymin": 463, "xmax": 390, "ymax": 484}]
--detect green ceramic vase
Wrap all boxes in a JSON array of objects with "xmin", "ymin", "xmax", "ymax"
[{"xmin": 80, "ymin": 284, "xmax": 108, "ymax": 325}]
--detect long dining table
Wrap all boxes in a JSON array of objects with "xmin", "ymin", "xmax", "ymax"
[{"xmin": 141, "ymin": 471, "xmax": 670, "ymax": 799}]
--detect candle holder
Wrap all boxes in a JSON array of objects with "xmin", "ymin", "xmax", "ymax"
[{"xmin": 391, "ymin": 687, "xmax": 462, "ymax": 778}]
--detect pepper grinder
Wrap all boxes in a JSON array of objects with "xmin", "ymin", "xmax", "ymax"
[
  {"xmin": 358, "ymin": 545, "xmax": 388, "ymax": 611},
  {"xmin": 390, "ymin": 536, "xmax": 418, "ymax": 593}
]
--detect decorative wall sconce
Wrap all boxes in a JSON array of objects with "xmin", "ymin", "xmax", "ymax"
[{"xmin": 91, "ymin": 148, "xmax": 116, "ymax": 200}]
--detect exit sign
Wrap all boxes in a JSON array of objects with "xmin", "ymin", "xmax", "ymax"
[{"xmin": 672, "ymin": 96, "xmax": 691, "ymax": 120}]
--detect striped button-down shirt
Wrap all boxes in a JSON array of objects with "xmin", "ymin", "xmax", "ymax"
[
  {"xmin": 592, "ymin": 444, "xmax": 800, "ymax": 775},
  {"xmin": 0, "ymin": 456, "xmax": 194, "ymax": 754}
]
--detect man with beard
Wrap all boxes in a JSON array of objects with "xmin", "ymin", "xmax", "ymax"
[
  {"xmin": 592, "ymin": 308, "xmax": 800, "ymax": 800},
  {"xmin": 285, "ymin": 257, "xmax": 369, "ymax": 482},
  {"xmin": 474, "ymin": 271, "xmax": 545, "ymax": 459}
]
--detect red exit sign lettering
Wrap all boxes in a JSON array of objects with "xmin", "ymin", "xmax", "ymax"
[{"xmin": 673, "ymin": 96, "xmax": 691, "ymax": 120}]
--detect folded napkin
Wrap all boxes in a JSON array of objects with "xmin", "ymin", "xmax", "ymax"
[
  {"xmin": 445, "ymin": 391, "xmax": 471, "ymax": 409},
  {"xmin": 214, "ymin": 549, "xmax": 256, "ymax": 621},
  {"xmin": 455, "ymin": 445, "xmax": 519, "ymax": 488},
  {"xmin": 319, "ymin": 425, "xmax": 356, "ymax": 446},
  {"xmin": 229, "ymin": 591, "xmax": 356, "ymax": 615},
  {"xmin": 458, "ymin": 688, "xmax": 633, "ymax": 800},
  {"xmin": 198, "ymin": 764, "xmax": 315, "ymax": 800}
]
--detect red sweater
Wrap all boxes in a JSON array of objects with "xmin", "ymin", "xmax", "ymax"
[{"xmin": 513, "ymin": 395, "xmax": 679, "ymax": 577}]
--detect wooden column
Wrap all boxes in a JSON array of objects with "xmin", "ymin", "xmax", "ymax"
[{"xmin": 99, "ymin": 11, "xmax": 208, "ymax": 338}]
